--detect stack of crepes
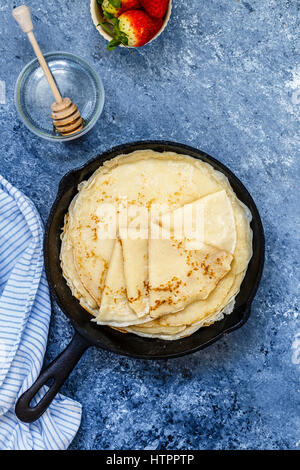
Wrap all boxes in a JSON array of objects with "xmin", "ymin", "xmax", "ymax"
[{"xmin": 60, "ymin": 150, "xmax": 252, "ymax": 340}]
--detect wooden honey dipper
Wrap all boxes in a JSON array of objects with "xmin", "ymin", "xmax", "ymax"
[{"xmin": 12, "ymin": 5, "xmax": 84, "ymax": 136}]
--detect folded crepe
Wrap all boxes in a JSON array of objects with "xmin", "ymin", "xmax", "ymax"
[
  {"xmin": 148, "ymin": 227, "xmax": 233, "ymax": 318},
  {"xmin": 94, "ymin": 238, "xmax": 151, "ymax": 327},
  {"xmin": 126, "ymin": 195, "xmax": 252, "ymax": 338},
  {"xmin": 147, "ymin": 190, "xmax": 236, "ymax": 318},
  {"xmin": 123, "ymin": 155, "xmax": 252, "ymax": 339},
  {"xmin": 119, "ymin": 209, "xmax": 150, "ymax": 318},
  {"xmin": 60, "ymin": 150, "xmax": 252, "ymax": 341}
]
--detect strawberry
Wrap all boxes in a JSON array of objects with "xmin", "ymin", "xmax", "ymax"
[
  {"xmin": 101, "ymin": 0, "xmax": 141, "ymax": 18},
  {"xmin": 104, "ymin": 9, "xmax": 162, "ymax": 49},
  {"xmin": 139, "ymin": 0, "xmax": 169, "ymax": 18}
]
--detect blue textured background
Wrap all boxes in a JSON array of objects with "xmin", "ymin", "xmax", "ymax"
[{"xmin": 0, "ymin": 0, "xmax": 299, "ymax": 450}]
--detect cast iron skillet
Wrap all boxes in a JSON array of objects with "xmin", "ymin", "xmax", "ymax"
[{"xmin": 15, "ymin": 141, "xmax": 264, "ymax": 423}]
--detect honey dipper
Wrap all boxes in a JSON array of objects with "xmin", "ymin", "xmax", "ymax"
[{"xmin": 12, "ymin": 5, "xmax": 84, "ymax": 136}]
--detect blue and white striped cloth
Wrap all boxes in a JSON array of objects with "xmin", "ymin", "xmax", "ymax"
[{"xmin": 0, "ymin": 175, "xmax": 81, "ymax": 450}]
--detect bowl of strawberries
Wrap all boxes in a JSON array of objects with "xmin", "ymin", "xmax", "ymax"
[{"xmin": 90, "ymin": 0, "xmax": 172, "ymax": 49}]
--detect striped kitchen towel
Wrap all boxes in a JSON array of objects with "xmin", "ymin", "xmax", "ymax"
[{"xmin": 0, "ymin": 174, "xmax": 81, "ymax": 450}]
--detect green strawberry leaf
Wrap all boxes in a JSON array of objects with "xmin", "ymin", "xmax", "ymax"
[
  {"xmin": 103, "ymin": 11, "xmax": 115, "ymax": 20},
  {"xmin": 99, "ymin": 22, "xmax": 114, "ymax": 35},
  {"xmin": 107, "ymin": 38, "xmax": 122, "ymax": 51},
  {"xmin": 108, "ymin": 0, "xmax": 122, "ymax": 8},
  {"xmin": 113, "ymin": 22, "xmax": 129, "ymax": 46},
  {"xmin": 100, "ymin": 12, "xmax": 129, "ymax": 51},
  {"xmin": 119, "ymin": 32, "xmax": 128, "ymax": 46}
]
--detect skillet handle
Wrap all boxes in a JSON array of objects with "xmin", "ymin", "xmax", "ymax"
[{"xmin": 15, "ymin": 332, "xmax": 90, "ymax": 423}]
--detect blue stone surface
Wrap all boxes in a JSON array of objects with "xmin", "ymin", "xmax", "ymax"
[{"xmin": 0, "ymin": 0, "xmax": 299, "ymax": 450}]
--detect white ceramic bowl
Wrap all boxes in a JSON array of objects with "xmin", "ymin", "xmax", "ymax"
[{"xmin": 90, "ymin": 0, "xmax": 172, "ymax": 47}]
